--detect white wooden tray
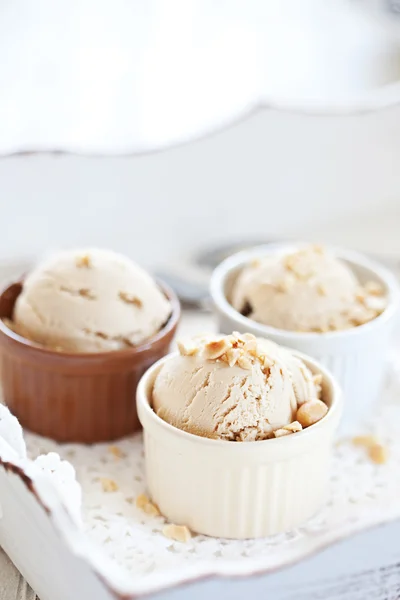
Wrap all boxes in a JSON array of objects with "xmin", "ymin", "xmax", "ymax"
[{"xmin": 1, "ymin": 309, "xmax": 400, "ymax": 600}]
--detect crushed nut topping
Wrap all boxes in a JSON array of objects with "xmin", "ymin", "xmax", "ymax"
[
  {"xmin": 204, "ymin": 338, "xmax": 232, "ymax": 360},
  {"xmin": 364, "ymin": 281, "xmax": 384, "ymax": 296},
  {"xmin": 250, "ymin": 258, "xmax": 261, "ymax": 268},
  {"xmin": 283, "ymin": 250, "xmax": 317, "ymax": 281},
  {"xmin": 355, "ymin": 290, "xmax": 366, "ymax": 303},
  {"xmin": 275, "ymin": 279, "xmax": 291, "ymax": 293},
  {"xmin": 119, "ymin": 291, "xmax": 143, "ymax": 308},
  {"xmin": 162, "ymin": 524, "xmax": 192, "ymax": 543},
  {"xmin": 60, "ymin": 286, "xmax": 96, "ymax": 299},
  {"xmin": 79, "ymin": 288, "xmax": 96, "ymax": 299},
  {"xmin": 136, "ymin": 494, "xmax": 161, "ymax": 516},
  {"xmin": 222, "ymin": 347, "xmax": 242, "ymax": 367},
  {"xmin": 237, "ymin": 355, "xmax": 253, "ymax": 370},
  {"xmin": 273, "ymin": 428, "xmax": 291, "ymax": 438},
  {"xmin": 100, "ymin": 478, "xmax": 118, "ymax": 492},
  {"xmin": 313, "ymin": 374, "xmax": 322, "ymax": 386},
  {"xmin": 76, "ymin": 254, "xmax": 91, "ymax": 268},
  {"xmin": 177, "ymin": 332, "xmax": 280, "ymax": 376},
  {"xmin": 179, "ymin": 332, "xmax": 267, "ymax": 371},
  {"xmin": 274, "ymin": 421, "xmax": 303, "ymax": 438},
  {"xmin": 284, "ymin": 421, "xmax": 303, "ymax": 433},
  {"xmin": 177, "ymin": 339, "xmax": 199, "ymax": 356}
]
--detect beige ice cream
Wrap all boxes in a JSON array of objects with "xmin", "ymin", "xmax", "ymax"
[
  {"xmin": 12, "ymin": 249, "xmax": 171, "ymax": 352},
  {"xmin": 153, "ymin": 332, "xmax": 324, "ymax": 441},
  {"xmin": 231, "ymin": 245, "xmax": 386, "ymax": 333}
]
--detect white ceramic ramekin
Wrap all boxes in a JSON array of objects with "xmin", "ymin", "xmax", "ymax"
[
  {"xmin": 137, "ymin": 351, "xmax": 341, "ymax": 539},
  {"xmin": 210, "ymin": 244, "xmax": 400, "ymax": 430}
]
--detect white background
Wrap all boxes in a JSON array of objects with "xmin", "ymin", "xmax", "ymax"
[{"xmin": 1, "ymin": 106, "xmax": 400, "ymax": 270}]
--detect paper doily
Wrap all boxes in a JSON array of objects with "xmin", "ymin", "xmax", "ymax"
[{"xmin": 19, "ymin": 348, "xmax": 400, "ymax": 593}]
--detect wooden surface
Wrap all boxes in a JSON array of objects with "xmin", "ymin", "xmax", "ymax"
[{"xmin": 0, "ymin": 548, "xmax": 37, "ymax": 600}]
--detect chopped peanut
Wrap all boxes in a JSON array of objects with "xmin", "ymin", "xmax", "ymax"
[
  {"xmin": 108, "ymin": 445, "xmax": 124, "ymax": 459},
  {"xmin": 118, "ymin": 292, "xmax": 143, "ymax": 307},
  {"xmin": 100, "ymin": 478, "xmax": 118, "ymax": 492},
  {"xmin": 351, "ymin": 435, "xmax": 388, "ymax": 465},
  {"xmin": 237, "ymin": 355, "xmax": 253, "ymax": 370},
  {"xmin": 204, "ymin": 338, "xmax": 232, "ymax": 360},
  {"xmin": 352, "ymin": 435, "xmax": 379, "ymax": 448},
  {"xmin": 76, "ymin": 254, "xmax": 91, "ymax": 268},
  {"xmin": 223, "ymin": 347, "xmax": 242, "ymax": 367},
  {"xmin": 136, "ymin": 494, "xmax": 160, "ymax": 516},
  {"xmin": 364, "ymin": 281, "xmax": 384, "ymax": 296},
  {"xmin": 284, "ymin": 421, "xmax": 303, "ymax": 433},
  {"xmin": 162, "ymin": 524, "xmax": 191, "ymax": 543},
  {"xmin": 274, "ymin": 421, "xmax": 303, "ymax": 438},
  {"xmin": 177, "ymin": 339, "xmax": 199, "ymax": 356},
  {"xmin": 274, "ymin": 428, "xmax": 291, "ymax": 438},
  {"xmin": 313, "ymin": 374, "xmax": 322, "ymax": 386},
  {"xmin": 368, "ymin": 444, "xmax": 388, "ymax": 465}
]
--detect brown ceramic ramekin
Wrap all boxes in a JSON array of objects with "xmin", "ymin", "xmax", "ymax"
[{"xmin": 0, "ymin": 280, "xmax": 180, "ymax": 443}]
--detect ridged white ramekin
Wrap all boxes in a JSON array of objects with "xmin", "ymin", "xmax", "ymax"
[
  {"xmin": 137, "ymin": 351, "xmax": 341, "ymax": 539},
  {"xmin": 210, "ymin": 244, "xmax": 400, "ymax": 431}
]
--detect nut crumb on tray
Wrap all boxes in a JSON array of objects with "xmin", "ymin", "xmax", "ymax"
[
  {"xmin": 108, "ymin": 445, "xmax": 125, "ymax": 459},
  {"xmin": 136, "ymin": 494, "xmax": 160, "ymax": 517},
  {"xmin": 162, "ymin": 524, "xmax": 192, "ymax": 543},
  {"xmin": 351, "ymin": 435, "xmax": 389, "ymax": 465},
  {"xmin": 100, "ymin": 478, "xmax": 119, "ymax": 492}
]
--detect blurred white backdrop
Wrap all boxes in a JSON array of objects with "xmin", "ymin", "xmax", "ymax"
[{"xmin": 1, "ymin": 105, "xmax": 400, "ymax": 270}]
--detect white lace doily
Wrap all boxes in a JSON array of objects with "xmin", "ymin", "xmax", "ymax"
[{"xmin": 18, "ymin": 347, "xmax": 400, "ymax": 593}]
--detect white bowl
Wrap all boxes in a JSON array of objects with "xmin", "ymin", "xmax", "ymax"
[
  {"xmin": 137, "ymin": 350, "xmax": 342, "ymax": 539},
  {"xmin": 210, "ymin": 243, "xmax": 400, "ymax": 430}
]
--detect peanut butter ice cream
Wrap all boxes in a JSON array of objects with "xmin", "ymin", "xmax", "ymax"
[
  {"xmin": 231, "ymin": 245, "xmax": 386, "ymax": 333},
  {"xmin": 12, "ymin": 249, "xmax": 171, "ymax": 352},
  {"xmin": 153, "ymin": 333, "xmax": 325, "ymax": 441}
]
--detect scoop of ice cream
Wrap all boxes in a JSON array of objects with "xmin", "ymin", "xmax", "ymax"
[
  {"xmin": 13, "ymin": 249, "xmax": 171, "ymax": 352},
  {"xmin": 153, "ymin": 332, "xmax": 322, "ymax": 441},
  {"xmin": 231, "ymin": 245, "xmax": 386, "ymax": 332}
]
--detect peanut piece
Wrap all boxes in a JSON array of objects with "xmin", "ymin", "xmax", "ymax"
[
  {"xmin": 237, "ymin": 354, "xmax": 253, "ymax": 370},
  {"xmin": 136, "ymin": 494, "xmax": 160, "ymax": 516},
  {"xmin": 352, "ymin": 435, "xmax": 378, "ymax": 448},
  {"xmin": 364, "ymin": 281, "xmax": 384, "ymax": 296},
  {"xmin": 274, "ymin": 421, "xmax": 303, "ymax": 438},
  {"xmin": 100, "ymin": 478, "xmax": 118, "ymax": 492},
  {"xmin": 76, "ymin": 254, "xmax": 91, "ymax": 268},
  {"xmin": 162, "ymin": 524, "xmax": 191, "ymax": 543},
  {"xmin": 177, "ymin": 339, "xmax": 199, "ymax": 356},
  {"xmin": 223, "ymin": 347, "xmax": 242, "ymax": 367},
  {"xmin": 204, "ymin": 338, "xmax": 232, "ymax": 360},
  {"xmin": 296, "ymin": 399, "xmax": 328, "ymax": 428},
  {"xmin": 274, "ymin": 428, "xmax": 291, "ymax": 438},
  {"xmin": 108, "ymin": 445, "xmax": 124, "ymax": 459},
  {"xmin": 284, "ymin": 421, "xmax": 303, "ymax": 433},
  {"xmin": 368, "ymin": 444, "xmax": 388, "ymax": 465}
]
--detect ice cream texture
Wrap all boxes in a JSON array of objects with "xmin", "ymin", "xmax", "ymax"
[
  {"xmin": 153, "ymin": 332, "xmax": 325, "ymax": 441},
  {"xmin": 231, "ymin": 245, "xmax": 386, "ymax": 333},
  {"xmin": 12, "ymin": 249, "xmax": 171, "ymax": 352}
]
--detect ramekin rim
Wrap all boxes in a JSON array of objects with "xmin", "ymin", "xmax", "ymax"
[
  {"xmin": 0, "ymin": 278, "xmax": 180, "ymax": 360},
  {"xmin": 137, "ymin": 348, "xmax": 342, "ymax": 449},
  {"xmin": 209, "ymin": 242, "xmax": 400, "ymax": 341}
]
